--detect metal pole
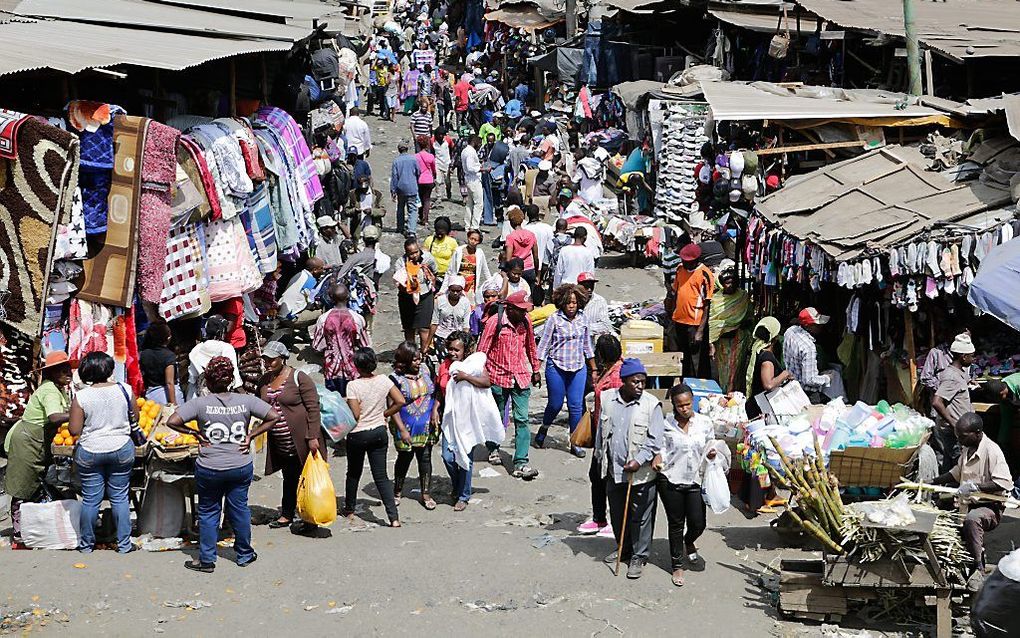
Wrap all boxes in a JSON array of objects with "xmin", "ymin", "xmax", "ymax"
[{"xmin": 902, "ymin": 0, "xmax": 922, "ymax": 95}]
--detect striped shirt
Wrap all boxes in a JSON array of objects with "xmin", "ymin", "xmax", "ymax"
[
  {"xmin": 537, "ymin": 311, "xmax": 594, "ymax": 372},
  {"xmin": 410, "ymin": 111, "xmax": 433, "ymax": 139},
  {"xmin": 478, "ymin": 312, "xmax": 539, "ymax": 389},
  {"xmin": 782, "ymin": 325, "xmax": 829, "ymax": 390}
]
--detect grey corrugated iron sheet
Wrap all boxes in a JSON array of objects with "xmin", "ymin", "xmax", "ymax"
[
  {"xmin": 148, "ymin": 0, "xmax": 351, "ymax": 22},
  {"xmin": 709, "ymin": 6, "xmax": 819, "ymax": 33},
  {"xmin": 701, "ymin": 80, "xmax": 943, "ymax": 121},
  {"xmin": 796, "ymin": 0, "xmax": 1020, "ymax": 62},
  {"xmin": 755, "ymin": 143, "xmax": 1016, "ymax": 260},
  {"xmin": 0, "ymin": 17, "xmax": 292, "ymax": 76},
  {"xmin": 11, "ymin": 0, "xmax": 313, "ymax": 40}
]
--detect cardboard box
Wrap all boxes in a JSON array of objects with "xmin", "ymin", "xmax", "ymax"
[
  {"xmin": 621, "ymin": 320, "xmax": 664, "ymax": 355},
  {"xmin": 622, "ymin": 338, "xmax": 662, "ymax": 355}
]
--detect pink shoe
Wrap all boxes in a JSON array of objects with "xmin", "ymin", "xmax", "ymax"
[
  {"xmin": 597, "ymin": 524, "xmax": 615, "ymax": 539},
  {"xmin": 576, "ymin": 519, "xmax": 601, "ymax": 534}
]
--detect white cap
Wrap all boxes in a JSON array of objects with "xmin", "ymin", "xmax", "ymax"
[
  {"xmin": 950, "ymin": 332, "xmax": 975, "ymax": 355},
  {"xmin": 538, "ymin": 159, "xmax": 552, "ymax": 171},
  {"xmin": 316, "ymin": 215, "xmax": 338, "ymax": 228}
]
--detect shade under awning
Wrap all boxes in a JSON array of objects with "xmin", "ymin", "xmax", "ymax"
[
  {"xmin": 969, "ymin": 239, "xmax": 1020, "ymax": 333},
  {"xmin": 701, "ymin": 80, "xmax": 945, "ymax": 122}
]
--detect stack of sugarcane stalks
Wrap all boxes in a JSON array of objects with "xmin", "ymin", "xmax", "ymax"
[{"xmin": 767, "ymin": 434, "xmax": 846, "ymax": 554}]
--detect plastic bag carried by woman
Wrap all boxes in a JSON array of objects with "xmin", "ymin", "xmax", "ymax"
[
  {"xmin": 296, "ymin": 451, "xmax": 337, "ymax": 526},
  {"xmin": 318, "ymin": 384, "xmax": 356, "ymax": 443}
]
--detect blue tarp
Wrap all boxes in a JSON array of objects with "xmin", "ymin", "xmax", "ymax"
[{"xmin": 968, "ymin": 238, "xmax": 1020, "ymax": 332}]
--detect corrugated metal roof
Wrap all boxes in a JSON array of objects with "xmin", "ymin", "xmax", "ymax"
[
  {"xmin": 0, "ymin": 18, "xmax": 292, "ymax": 77},
  {"xmin": 709, "ymin": 6, "xmax": 820, "ymax": 33},
  {"xmin": 147, "ymin": 0, "xmax": 352, "ymax": 22},
  {"xmin": 796, "ymin": 0, "xmax": 1020, "ymax": 62},
  {"xmin": 11, "ymin": 0, "xmax": 313, "ymax": 40},
  {"xmin": 702, "ymin": 80, "xmax": 943, "ymax": 121},
  {"xmin": 755, "ymin": 143, "xmax": 1017, "ymax": 260}
]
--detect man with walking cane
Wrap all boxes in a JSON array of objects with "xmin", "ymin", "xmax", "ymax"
[{"xmin": 594, "ymin": 358, "xmax": 664, "ymax": 579}]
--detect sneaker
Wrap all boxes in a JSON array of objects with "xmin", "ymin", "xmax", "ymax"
[
  {"xmin": 626, "ymin": 558, "xmax": 645, "ymax": 579},
  {"xmin": 513, "ymin": 465, "xmax": 539, "ymax": 480},
  {"xmin": 185, "ymin": 560, "xmax": 215, "ymax": 573},
  {"xmin": 576, "ymin": 519, "xmax": 601, "ymax": 535},
  {"xmin": 596, "ymin": 523, "xmax": 615, "ymax": 539},
  {"xmin": 237, "ymin": 553, "xmax": 258, "ymax": 567},
  {"xmin": 603, "ymin": 551, "xmax": 620, "ymax": 565}
]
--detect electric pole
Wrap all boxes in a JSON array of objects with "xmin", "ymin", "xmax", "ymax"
[{"xmin": 902, "ymin": 0, "xmax": 922, "ymax": 95}]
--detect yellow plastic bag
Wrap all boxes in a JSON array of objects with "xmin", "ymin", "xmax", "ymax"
[{"xmin": 296, "ymin": 451, "xmax": 337, "ymax": 526}]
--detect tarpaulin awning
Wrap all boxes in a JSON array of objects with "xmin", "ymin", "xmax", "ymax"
[
  {"xmin": 701, "ymin": 80, "xmax": 947, "ymax": 123},
  {"xmin": 969, "ymin": 238, "xmax": 1020, "ymax": 333},
  {"xmin": 528, "ymin": 46, "xmax": 583, "ymax": 84},
  {"xmin": 485, "ymin": 6, "xmax": 562, "ymax": 30}
]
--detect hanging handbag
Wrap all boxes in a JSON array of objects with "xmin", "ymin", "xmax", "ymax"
[
  {"xmin": 768, "ymin": 4, "xmax": 792, "ymax": 60},
  {"xmin": 117, "ymin": 383, "xmax": 148, "ymax": 447}
]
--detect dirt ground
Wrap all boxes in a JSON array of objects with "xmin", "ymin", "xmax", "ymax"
[{"xmin": 1, "ymin": 114, "xmax": 1016, "ymax": 637}]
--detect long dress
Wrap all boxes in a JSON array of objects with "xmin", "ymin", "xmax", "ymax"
[
  {"xmin": 708, "ymin": 289, "xmax": 751, "ymax": 393},
  {"xmin": 390, "ymin": 370, "xmax": 437, "ymax": 451}
]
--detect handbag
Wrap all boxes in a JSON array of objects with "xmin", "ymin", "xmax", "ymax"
[
  {"xmin": 117, "ymin": 383, "xmax": 148, "ymax": 447},
  {"xmin": 569, "ymin": 411, "xmax": 594, "ymax": 448},
  {"xmin": 768, "ymin": 4, "xmax": 791, "ymax": 60}
]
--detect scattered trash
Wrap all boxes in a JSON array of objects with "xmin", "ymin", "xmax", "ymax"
[
  {"xmin": 530, "ymin": 533, "xmax": 560, "ymax": 549},
  {"xmin": 304, "ymin": 605, "xmax": 319, "ymax": 612},
  {"xmin": 326, "ymin": 605, "xmax": 353, "ymax": 615},
  {"xmin": 478, "ymin": 468, "xmax": 501, "ymax": 478},
  {"xmin": 162, "ymin": 600, "xmax": 212, "ymax": 610},
  {"xmin": 0, "ymin": 608, "xmax": 69, "ymax": 633},
  {"xmin": 73, "ymin": 563, "xmax": 87, "ymax": 569},
  {"xmin": 136, "ymin": 534, "xmax": 184, "ymax": 552},
  {"xmin": 462, "ymin": 599, "xmax": 519, "ymax": 612},
  {"xmin": 484, "ymin": 512, "xmax": 556, "ymax": 528}
]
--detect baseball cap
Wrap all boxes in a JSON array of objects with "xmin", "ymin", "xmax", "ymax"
[
  {"xmin": 505, "ymin": 290, "xmax": 534, "ymax": 311},
  {"xmin": 798, "ymin": 308, "xmax": 830, "ymax": 326},
  {"xmin": 577, "ymin": 272, "xmax": 598, "ymax": 284},
  {"xmin": 362, "ymin": 225, "xmax": 382, "ymax": 240},
  {"xmin": 262, "ymin": 341, "xmax": 291, "ymax": 359},
  {"xmin": 679, "ymin": 243, "xmax": 702, "ymax": 262}
]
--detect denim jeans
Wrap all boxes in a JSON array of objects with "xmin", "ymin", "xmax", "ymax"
[
  {"xmin": 543, "ymin": 362, "xmax": 587, "ymax": 433},
  {"xmin": 76, "ymin": 440, "xmax": 135, "ymax": 553},
  {"xmin": 441, "ymin": 434, "xmax": 472, "ymax": 503},
  {"xmin": 194, "ymin": 462, "xmax": 255, "ymax": 565},
  {"xmin": 396, "ymin": 194, "xmax": 419, "ymax": 236},
  {"xmin": 488, "ymin": 385, "xmax": 531, "ymax": 468}
]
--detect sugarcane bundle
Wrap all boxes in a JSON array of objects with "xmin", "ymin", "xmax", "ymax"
[
  {"xmin": 767, "ymin": 434, "xmax": 845, "ymax": 554},
  {"xmin": 839, "ymin": 499, "xmax": 972, "ymax": 584}
]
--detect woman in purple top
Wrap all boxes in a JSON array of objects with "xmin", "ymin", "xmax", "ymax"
[{"xmin": 535, "ymin": 284, "xmax": 595, "ymax": 458}]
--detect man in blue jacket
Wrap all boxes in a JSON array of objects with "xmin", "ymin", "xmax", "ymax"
[{"xmin": 390, "ymin": 141, "xmax": 421, "ymax": 237}]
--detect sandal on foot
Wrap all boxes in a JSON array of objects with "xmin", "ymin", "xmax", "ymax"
[
  {"xmin": 423, "ymin": 495, "xmax": 437, "ymax": 510},
  {"xmin": 671, "ymin": 569, "xmax": 685, "ymax": 587},
  {"xmin": 488, "ymin": 451, "xmax": 502, "ymax": 466},
  {"xmin": 453, "ymin": 500, "xmax": 468, "ymax": 511},
  {"xmin": 390, "ymin": 520, "xmax": 402, "ymax": 528},
  {"xmin": 268, "ymin": 518, "xmax": 292, "ymax": 529}
]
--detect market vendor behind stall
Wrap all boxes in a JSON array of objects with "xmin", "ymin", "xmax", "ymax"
[
  {"xmin": 931, "ymin": 412, "xmax": 1012, "ymax": 581},
  {"xmin": 3, "ymin": 352, "xmax": 72, "ymax": 548}
]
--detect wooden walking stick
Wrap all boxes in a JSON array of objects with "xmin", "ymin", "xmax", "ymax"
[{"xmin": 614, "ymin": 472, "xmax": 635, "ymax": 577}]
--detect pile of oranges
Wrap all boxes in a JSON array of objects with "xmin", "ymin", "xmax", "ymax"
[
  {"xmin": 136, "ymin": 397, "xmax": 163, "ymax": 436},
  {"xmin": 155, "ymin": 430, "xmax": 199, "ymax": 448},
  {"xmin": 53, "ymin": 422, "xmax": 77, "ymax": 447}
]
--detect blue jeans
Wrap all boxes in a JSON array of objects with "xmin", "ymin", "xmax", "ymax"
[
  {"xmin": 542, "ymin": 362, "xmax": 587, "ymax": 433},
  {"xmin": 195, "ymin": 463, "xmax": 255, "ymax": 565},
  {"xmin": 396, "ymin": 193, "xmax": 419, "ymax": 236},
  {"xmin": 76, "ymin": 440, "xmax": 135, "ymax": 553},
  {"xmin": 441, "ymin": 434, "xmax": 473, "ymax": 503}
]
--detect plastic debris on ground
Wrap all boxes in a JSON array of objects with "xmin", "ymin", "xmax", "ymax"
[
  {"xmin": 135, "ymin": 534, "xmax": 185, "ymax": 552},
  {"xmin": 162, "ymin": 600, "xmax": 213, "ymax": 610}
]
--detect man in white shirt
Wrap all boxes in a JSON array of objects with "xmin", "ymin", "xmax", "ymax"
[
  {"xmin": 523, "ymin": 204, "xmax": 553, "ymax": 302},
  {"xmin": 577, "ymin": 272, "xmax": 613, "ymax": 338},
  {"xmin": 343, "ymin": 107, "xmax": 372, "ymax": 157},
  {"xmin": 554, "ymin": 227, "xmax": 595, "ymax": 288},
  {"xmin": 572, "ymin": 148, "xmax": 607, "ymax": 203},
  {"xmin": 461, "ymin": 135, "xmax": 483, "ymax": 231}
]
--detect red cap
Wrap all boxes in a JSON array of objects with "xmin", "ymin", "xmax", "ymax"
[
  {"xmin": 577, "ymin": 272, "xmax": 598, "ymax": 284},
  {"xmin": 679, "ymin": 243, "xmax": 702, "ymax": 262},
  {"xmin": 505, "ymin": 290, "xmax": 534, "ymax": 311},
  {"xmin": 798, "ymin": 307, "xmax": 830, "ymax": 326}
]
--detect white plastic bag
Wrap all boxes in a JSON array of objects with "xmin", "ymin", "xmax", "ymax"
[
  {"xmin": 20, "ymin": 499, "xmax": 81, "ymax": 549},
  {"xmin": 702, "ymin": 463, "xmax": 731, "ymax": 515}
]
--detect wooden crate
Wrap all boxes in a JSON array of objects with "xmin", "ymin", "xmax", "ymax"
[
  {"xmin": 779, "ymin": 559, "xmax": 848, "ymax": 619},
  {"xmin": 827, "ymin": 432, "xmax": 929, "ymax": 488}
]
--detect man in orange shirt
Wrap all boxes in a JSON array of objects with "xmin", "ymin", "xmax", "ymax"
[{"xmin": 665, "ymin": 244, "xmax": 714, "ymax": 378}]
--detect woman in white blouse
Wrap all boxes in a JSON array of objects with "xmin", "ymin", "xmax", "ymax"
[{"xmin": 651, "ymin": 384, "xmax": 724, "ymax": 587}]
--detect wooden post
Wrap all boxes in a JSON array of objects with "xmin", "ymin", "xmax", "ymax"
[
  {"xmin": 904, "ymin": 310, "xmax": 918, "ymax": 404},
  {"xmin": 229, "ymin": 59, "xmax": 237, "ymax": 117},
  {"xmin": 924, "ymin": 50, "xmax": 934, "ymax": 96}
]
